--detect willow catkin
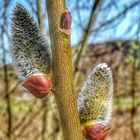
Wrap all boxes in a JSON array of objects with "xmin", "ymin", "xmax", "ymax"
[
  {"xmin": 10, "ymin": 4, "xmax": 52, "ymax": 98},
  {"xmin": 11, "ymin": 3, "xmax": 51, "ymax": 80},
  {"xmin": 78, "ymin": 63, "xmax": 113, "ymax": 128}
]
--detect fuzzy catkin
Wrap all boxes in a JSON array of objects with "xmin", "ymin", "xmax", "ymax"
[
  {"xmin": 11, "ymin": 3, "xmax": 51, "ymax": 80},
  {"xmin": 78, "ymin": 63, "xmax": 113, "ymax": 127}
]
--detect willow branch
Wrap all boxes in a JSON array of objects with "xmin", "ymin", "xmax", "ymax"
[{"xmin": 46, "ymin": 0, "xmax": 83, "ymax": 139}]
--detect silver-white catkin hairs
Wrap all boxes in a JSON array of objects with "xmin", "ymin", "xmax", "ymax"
[
  {"xmin": 78, "ymin": 63, "xmax": 113, "ymax": 139},
  {"xmin": 11, "ymin": 3, "xmax": 51, "ymax": 80},
  {"xmin": 10, "ymin": 3, "xmax": 52, "ymax": 98}
]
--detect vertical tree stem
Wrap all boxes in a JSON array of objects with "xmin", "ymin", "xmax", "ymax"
[{"xmin": 46, "ymin": 1, "xmax": 83, "ymax": 139}]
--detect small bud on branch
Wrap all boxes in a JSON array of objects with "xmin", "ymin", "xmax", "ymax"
[{"xmin": 60, "ymin": 10, "xmax": 71, "ymax": 35}]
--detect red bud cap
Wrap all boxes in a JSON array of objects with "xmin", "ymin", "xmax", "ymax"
[
  {"xmin": 22, "ymin": 75, "xmax": 53, "ymax": 98},
  {"xmin": 60, "ymin": 10, "xmax": 71, "ymax": 35},
  {"xmin": 82, "ymin": 124, "xmax": 110, "ymax": 140}
]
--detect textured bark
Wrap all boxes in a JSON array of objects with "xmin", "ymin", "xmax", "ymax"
[{"xmin": 46, "ymin": 0, "xmax": 83, "ymax": 139}]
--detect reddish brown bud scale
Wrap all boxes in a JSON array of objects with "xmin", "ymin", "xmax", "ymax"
[
  {"xmin": 82, "ymin": 124, "xmax": 110, "ymax": 140},
  {"xmin": 60, "ymin": 11, "xmax": 71, "ymax": 29},
  {"xmin": 22, "ymin": 75, "xmax": 53, "ymax": 98},
  {"xmin": 60, "ymin": 10, "xmax": 71, "ymax": 35}
]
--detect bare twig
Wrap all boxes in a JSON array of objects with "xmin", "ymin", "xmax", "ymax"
[
  {"xmin": 90, "ymin": 0, "xmax": 140, "ymax": 34},
  {"xmin": 73, "ymin": 0, "xmax": 102, "ymax": 75}
]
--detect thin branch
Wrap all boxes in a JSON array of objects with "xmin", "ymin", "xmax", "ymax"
[
  {"xmin": 90, "ymin": 0, "xmax": 140, "ymax": 34},
  {"xmin": 73, "ymin": 0, "xmax": 102, "ymax": 75}
]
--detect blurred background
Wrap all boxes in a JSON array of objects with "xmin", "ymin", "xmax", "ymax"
[{"xmin": 0, "ymin": 0, "xmax": 140, "ymax": 139}]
